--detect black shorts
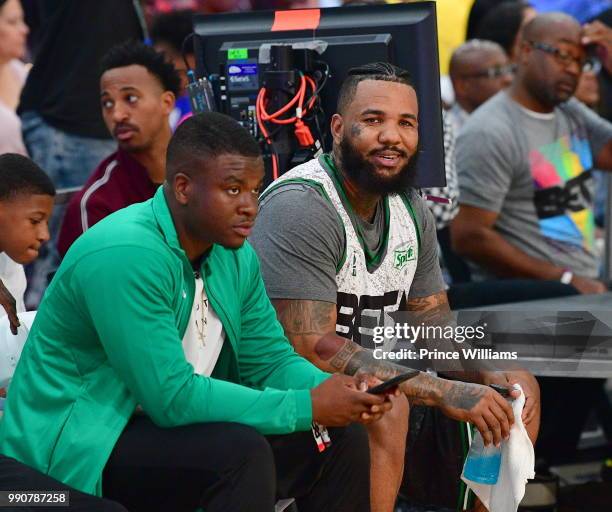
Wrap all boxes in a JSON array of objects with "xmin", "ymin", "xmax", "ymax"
[{"xmin": 400, "ymin": 405, "xmax": 474, "ymax": 511}]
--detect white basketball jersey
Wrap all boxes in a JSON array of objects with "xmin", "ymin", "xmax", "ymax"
[{"xmin": 262, "ymin": 155, "xmax": 421, "ymax": 348}]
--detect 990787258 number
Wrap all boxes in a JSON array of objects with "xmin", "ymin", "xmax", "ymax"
[{"xmin": 0, "ymin": 491, "xmax": 69, "ymax": 507}]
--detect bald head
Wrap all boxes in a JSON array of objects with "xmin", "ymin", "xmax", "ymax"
[
  {"xmin": 450, "ymin": 39, "xmax": 513, "ymax": 112},
  {"xmin": 522, "ymin": 12, "xmax": 581, "ymax": 44},
  {"xmin": 450, "ymin": 39, "xmax": 508, "ymax": 79},
  {"xmin": 514, "ymin": 12, "xmax": 585, "ymax": 112}
]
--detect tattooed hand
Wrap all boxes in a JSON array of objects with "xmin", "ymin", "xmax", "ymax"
[
  {"xmin": 353, "ymin": 369, "xmax": 402, "ymax": 398},
  {"xmin": 482, "ymin": 370, "xmax": 540, "ymax": 443},
  {"xmin": 437, "ymin": 380, "xmax": 516, "ymax": 447},
  {"xmin": 0, "ymin": 278, "xmax": 20, "ymax": 335},
  {"xmin": 273, "ymin": 295, "xmax": 520, "ymax": 441}
]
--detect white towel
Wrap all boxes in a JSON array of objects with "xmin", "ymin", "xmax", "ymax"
[{"xmin": 461, "ymin": 384, "xmax": 535, "ymax": 512}]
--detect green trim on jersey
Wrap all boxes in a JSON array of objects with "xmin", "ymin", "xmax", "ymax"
[
  {"xmin": 457, "ymin": 422, "xmax": 475, "ymax": 511},
  {"xmin": 259, "ymin": 177, "xmax": 348, "ymax": 272},
  {"xmin": 399, "ymin": 192, "xmax": 422, "ymax": 252},
  {"xmin": 319, "ymin": 154, "xmax": 391, "ymax": 268}
]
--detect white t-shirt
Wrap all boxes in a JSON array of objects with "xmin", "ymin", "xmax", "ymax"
[
  {"xmin": 0, "ymin": 253, "xmax": 26, "ymax": 317},
  {"xmin": 181, "ymin": 275, "xmax": 224, "ymax": 376},
  {"xmin": 0, "ymin": 253, "xmax": 28, "ymax": 409}
]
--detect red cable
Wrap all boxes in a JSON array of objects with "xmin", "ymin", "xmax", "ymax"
[
  {"xmin": 256, "ymin": 74, "xmax": 318, "ymax": 180},
  {"xmin": 256, "ymin": 89, "xmax": 279, "ymax": 179},
  {"xmin": 259, "ymin": 74, "xmax": 316, "ymax": 125}
]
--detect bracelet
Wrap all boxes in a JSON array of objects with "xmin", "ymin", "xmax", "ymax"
[{"xmin": 560, "ymin": 269, "xmax": 573, "ymax": 285}]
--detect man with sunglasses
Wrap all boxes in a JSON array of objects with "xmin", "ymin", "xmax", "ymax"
[
  {"xmin": 448, "ymin": 39, "xmax": 515, "ymax": 134},
  {"xmin": 452, "ymin": 12, "xmax": 612, "ymax": 467}
]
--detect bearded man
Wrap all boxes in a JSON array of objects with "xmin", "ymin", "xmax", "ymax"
[{"xmin": 251, "ymin": 62, "xmax": 540, "ymax": 511}]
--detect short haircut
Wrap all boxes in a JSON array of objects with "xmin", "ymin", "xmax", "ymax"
[
  {"xmin": 100, "ymin": 41, "xmax": 181, "ymax": 98},
  {"xmin": 475, "ymin": 1, "xmax": 532, "ymax": 55},
  {"xmin": 0, "ymin": 154, "xmax": 55, "ymax": 201},
  {"xmin": 449, "ymin": 39, "xmax": 507, "ymax": 78},
  {"xmin": 337, "ymin": 62, "xmax": 415, "ymax": 115},
  {"xmin": 166, "ymin": 112, "xmax": 261, "ymax": 178},
  {"xmin": 150, "ymin": 9, "xmax": 194, "ymax": 55}
]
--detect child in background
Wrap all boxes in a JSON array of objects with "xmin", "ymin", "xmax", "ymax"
[{"xmin": 0, "ymin": 153, "xmax": 54, "ymax": 401}]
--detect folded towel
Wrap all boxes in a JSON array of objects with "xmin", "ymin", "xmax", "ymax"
[{"xmin": 461, "ymin": 384, "xmax": 535, "ymax": 512}]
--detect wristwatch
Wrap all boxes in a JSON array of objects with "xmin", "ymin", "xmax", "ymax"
[{"xmin": 560, "ymin": 269, "xmax": 573, "ymax": 285}]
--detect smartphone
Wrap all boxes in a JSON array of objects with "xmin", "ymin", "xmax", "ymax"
[
  {"xmin": 489, "ymin": 383, "xmax": 511, "ymax": 397},
  {"xmin": 367, "ymin": 372, "xmax": 416, "ymax": 394}
]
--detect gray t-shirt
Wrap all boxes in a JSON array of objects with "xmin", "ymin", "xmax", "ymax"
[
  {"xmin": 250, "ymin": 182, "xmax": 445, "ymax": 303},
  {"xmin": 457, "ymin": 91, "xmax": 612, "ymax": 279}
]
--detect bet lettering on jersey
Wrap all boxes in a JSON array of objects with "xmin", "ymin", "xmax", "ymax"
[{"xmin": 336, "ymin": 290, "xmax": 407, "ymax": 348}]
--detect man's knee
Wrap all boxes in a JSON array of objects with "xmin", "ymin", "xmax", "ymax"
[
  {"xmin": 213, "ymin": 423, "xmax": 275, "ymax": 480},
  {"xmin": 532, "ymin": 377, "xmax": 541, "ymax": 408},
  {"xmin": 367, "ymin": 394, "xmax": 409, "ymax": 447},
  {"xmin": 333, "ymin": 423, "xmax": 370, "ymax": 465}
]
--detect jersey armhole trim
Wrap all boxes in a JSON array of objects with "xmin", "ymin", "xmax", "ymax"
[{"xmin": 259, "ymin": 178, "xmax": 348, "ymax": 273}]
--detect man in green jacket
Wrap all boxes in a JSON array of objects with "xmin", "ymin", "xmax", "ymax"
[{"xmin": 0, "ymin": 113, "xmax": 389, "ymax": 512}]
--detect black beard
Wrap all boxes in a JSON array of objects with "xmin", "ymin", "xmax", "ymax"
[
  {"xmin": 338, "ymin": 137, "xmax": 419, "ymax": 195},
  {"xmin": 525, "ymin": 73, "xmax": 565, "ymax": 109}
]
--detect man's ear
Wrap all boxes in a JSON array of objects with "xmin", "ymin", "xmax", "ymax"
[
  {"xmin": 161, "ymin": 91, "xmax": 176, "ymax": 115},
  {"xmin": 454, "ymin": 77, "xmax": 468, "ymax": 98},
  {"xmin": 517, "ymin": 40, "xmax": 532, "ymax": 65},
  {"xmin": 330, "ymin": 113, "xmax": 344, "ymax": 146},
  {"xmin": 173, "ymin": 172, "xmax": 191, "ymax": 206}
]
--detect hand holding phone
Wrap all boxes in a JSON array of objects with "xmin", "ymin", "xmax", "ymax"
[
  {"xmin": 367, "ymin": 372, "xmax": 416, "ymax": 394},
  {"xmin": 489, "ymin": 383, "xmax": 512, "ymax": 398}
]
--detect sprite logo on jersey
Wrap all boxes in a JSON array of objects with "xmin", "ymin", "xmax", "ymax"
[{"xmin": 393, "ymin": 245, "xmax": 415, "ymax": 269}]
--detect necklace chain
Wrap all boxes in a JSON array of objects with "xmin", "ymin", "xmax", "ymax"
[{"xmin": 194, "ymin": 272, "xmax": 208, "ymax": 346}]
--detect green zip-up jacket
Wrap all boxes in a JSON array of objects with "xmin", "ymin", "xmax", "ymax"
[{"xmin": 0, "ymin": 187, "xmax": 329, "ymax": 496}]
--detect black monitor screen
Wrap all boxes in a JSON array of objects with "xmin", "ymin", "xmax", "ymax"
[{"xmin": 194, "ymin": 2, "xmax": 445, "ymax": 188}]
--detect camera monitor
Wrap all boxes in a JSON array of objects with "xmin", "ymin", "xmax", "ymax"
[{"xmin": 193, "ymin": 2, "xmax": 445, "ymax": 187}]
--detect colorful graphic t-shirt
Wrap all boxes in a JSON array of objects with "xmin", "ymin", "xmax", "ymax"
[
  {"xmin": 457, "ymin": 91, "xmax": 612, "ymax": 279},
  {"xmin": 530, "ymin": 129, "xmax": 594, "ymax": 252}
]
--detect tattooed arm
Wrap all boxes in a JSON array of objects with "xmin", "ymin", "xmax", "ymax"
[
  {"xmin": 273, "ymin": 298, "xmax": 408, "ymax": 379},
  {"xmin": 273, "ymin": 295, "xmax": 523, "ymax": 444},
  {"xmin": 272, "ymin": 297, "xmax": 517, "ymax": 445},
  {"xmin": 407, "ymin": 291, "xmax": 540, "ymax": 438},
  {"xmin": 273, "ymin": 298, "xmax": 454, "ymax": 406},
  {"xmin": 407, "ymin": 291, "xmax": 484, "ymax": 383}
]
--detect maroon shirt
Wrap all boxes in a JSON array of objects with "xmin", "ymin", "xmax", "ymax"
[{"xmin": 57, "ymin": 150, "xmax": 159, "ymax": 257}]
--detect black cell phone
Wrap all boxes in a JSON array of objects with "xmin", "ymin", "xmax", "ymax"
[
  {"xmin": 367, "ymin": 372, "xmax": 416, "ymax": 394},
  {"xmin": 489, "ymin": 383, "xmax": 511, "ymax": 397}
]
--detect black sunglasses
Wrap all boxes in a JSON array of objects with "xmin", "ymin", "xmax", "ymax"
[
  {"xmin": 527, "ymin": 40, "xmax": 588, "ymax": 70},
  {"xmin": 462, "ymin": 64, "xmax": 516, "ymax": 80}
]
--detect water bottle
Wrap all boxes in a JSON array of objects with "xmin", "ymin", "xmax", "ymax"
[{"xmin": 462, "ymin": 431, "xmax": 502, "ymax": 485}]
